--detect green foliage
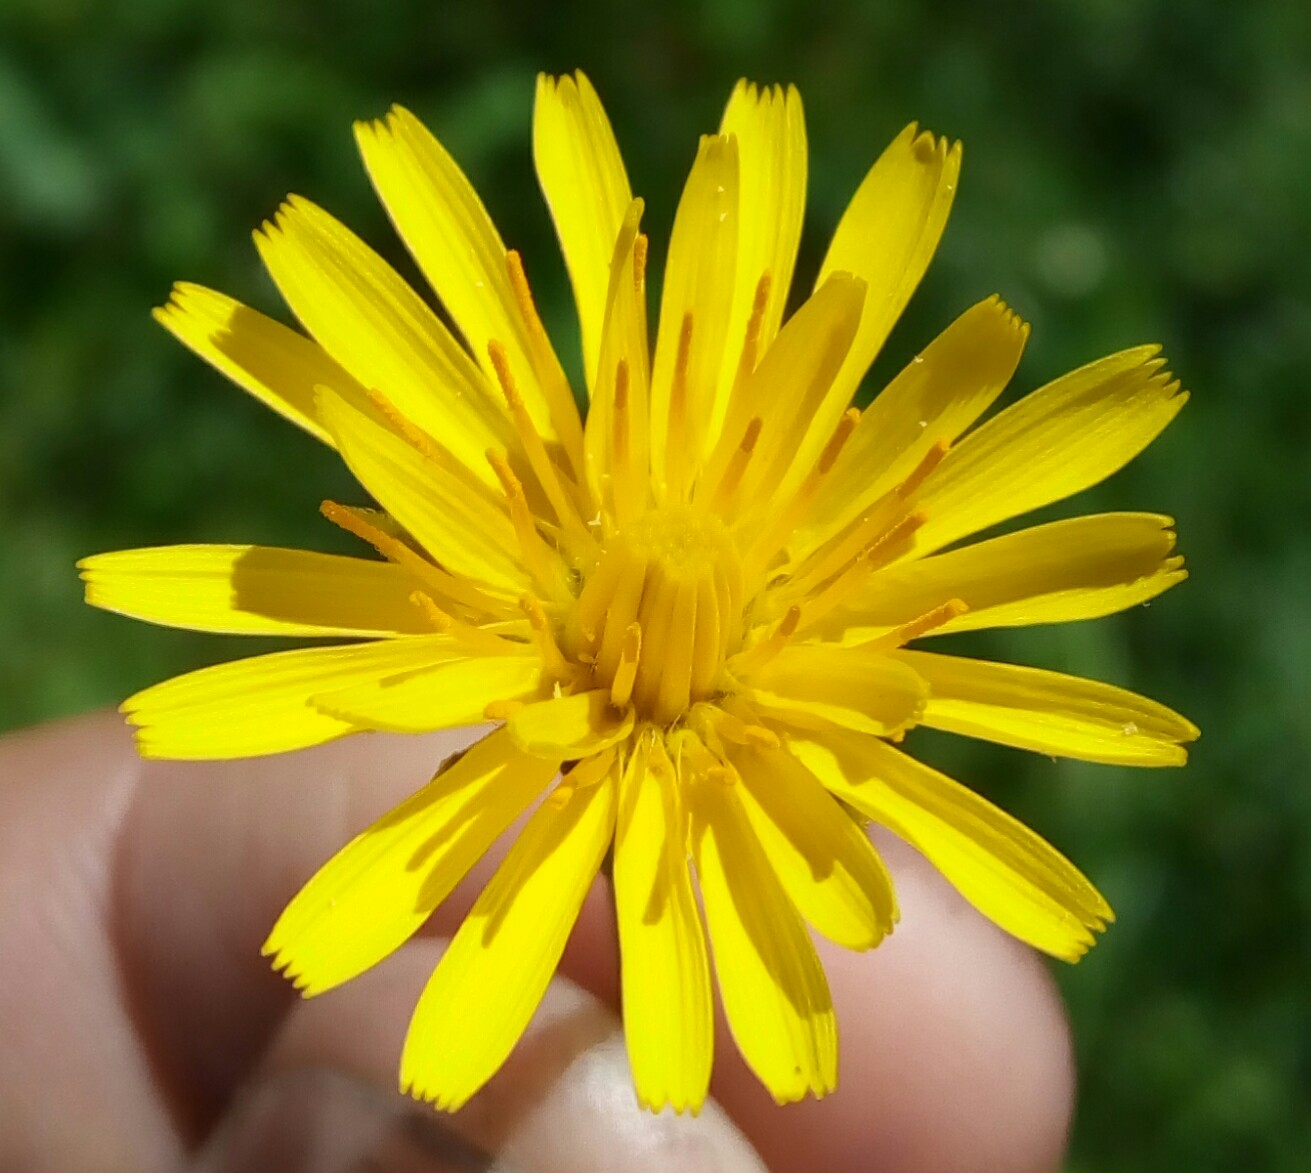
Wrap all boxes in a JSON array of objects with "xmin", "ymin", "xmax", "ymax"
[{"xmin": 2, "ymin": 0, "xmax": 1307, "ymax": 1166}]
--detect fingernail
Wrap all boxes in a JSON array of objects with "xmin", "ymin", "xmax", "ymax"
[{"xmin": 189, "ymin": 1068, "xmax": 517, "ymax": 1173}]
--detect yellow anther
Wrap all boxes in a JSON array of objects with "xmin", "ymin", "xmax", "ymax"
[
  {"xmin": 608, "ymin": 622, "xmax": 642, "ymax": 709},
  {"xmin": 688, "ymin": 573, "xmax": 723, "ymax": 696},
  {"xmin": 577, "ymin": 507, "xmax": 739, "ymax": 724}
]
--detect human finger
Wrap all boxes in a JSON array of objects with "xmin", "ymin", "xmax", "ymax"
[
  {"xmin": 190, "ymin": 938, "xmax": 769, "ymax": 1173},
  {"xmin": 0, "ymin": 712, "xmax": 1073, "ymax": 1171}
]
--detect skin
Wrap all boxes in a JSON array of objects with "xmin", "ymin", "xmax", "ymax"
[{"xmin": 0, "ymin": 711, "xmax": 1076, "ymax": 1172}]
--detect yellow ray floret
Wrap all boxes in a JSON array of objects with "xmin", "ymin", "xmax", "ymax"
[
  {"xmin": 401, "ymin": 763, "xmax": 617, "ymax": 1111},
  {"xmin": 264, "ymin": 729, "xmax": 560, "ymax": 995},
  {"xmin": 88, "ymin": 70, "xmax": 1198, "ymax": 1115},
  {"xmin": 614, "ymin": 735, "xmax": 714, "ymax": 1111},
  {"xmin": 79, "ymin": 544, "xmax": 433, "ymax": 638}
]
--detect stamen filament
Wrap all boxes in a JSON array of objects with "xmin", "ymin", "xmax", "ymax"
[
  {"xmin": 519, "ymin": 595, "xmax": 574, "ymax": 680},
  {"xmin": 365, "ymin": 389, "xmax": 455, "ymax": 471},
  {"xmin": 487, "ymin": 339, "xmax": 592, "ymax": 552},
  {"xmin": 549, "ymin": 747, "xmax": 617, "ymax": 809},
  {"xmin": 896, "ymin": 438, "xmax": 951, "ymax": 500},
  {"xmin": 743, "ymin": 408, "xmax": 860, "ymax": 579},
  {"xmin": 668, "ymin": 728, "xmax": 727, "ymax": 784},
  {"xmin": 787, "ymin": 491, "xmax": 922, "ymax": 602},
  {"xmin": 861, "ymin": 598, "xmax": 969, "ymax": 651},
  {"xmin": 699, "ymin": 271, "xmax": 770, "ymax": 491},
  {"xmin": 571, "ymin": 546, "xmax": 625, "ymax": 650},
  {"xmin": 609, "ymin": 359, "xmax": 644, "ymax": 527},
  {"xmin": 699, "ymin": 704, "xmax": 780, "ymax": 750},
  {"xmin": 706, "ymin": 416, "xmax": 763, "ymax": 515},
  {"xmin": 505, "ymin": 250, "xmax": 586, "ymax": 478},
  {"xmin": 795, "ymin": 512, "xmax": 927, "ymax": 633},
  {"xmin": 664, "ymin": 313, "xmax": 695, "ymax": 503},
  {"xmin": 729, "ymin": 272, "xmax": 771, "ymax": 404},
  {"xmin": 727, "ymin": 604, "xmax": 800, "ymax": 677},
  {"xmin": 409, "ymin": 591, "xmax": 521, "ymax": 656},
  {"xmin": 320, "ymin": 500, "xmax": 511, "ymax": 618},
  {"xmin": 487, "ymin": 448, "xmax": 571, "ymax": 605}
]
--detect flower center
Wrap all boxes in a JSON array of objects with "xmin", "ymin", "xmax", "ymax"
[{"xmin": 570, "ymin": 506, "xmax": 745, "ymax": 724}]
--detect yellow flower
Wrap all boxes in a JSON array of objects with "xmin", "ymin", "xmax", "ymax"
[{"xmin": 80, "ymin": 73, "xmax": 1198, "ymax": 1112}]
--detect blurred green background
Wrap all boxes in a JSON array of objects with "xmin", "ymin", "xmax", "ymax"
[{"xmin": 2, "ymin": 0, "xmax": 1308, "ymax": 1167}]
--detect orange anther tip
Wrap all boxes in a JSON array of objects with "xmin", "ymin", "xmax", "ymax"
[
  {"xmin": 613, "ymin": 359, "xmax": 630, "ymax": 409},
  {"xmin": 519, "ymin": 595, "xmax": 548, "ymax": 627},
  {"xmin": 633, "ymin": 234, "xmax": 649, "ymax": 286}
]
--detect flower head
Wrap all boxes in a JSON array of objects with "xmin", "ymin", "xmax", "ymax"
[{"xmin": 81, "ymin": 73, "xmax": 1197, "ymax": 1112}]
